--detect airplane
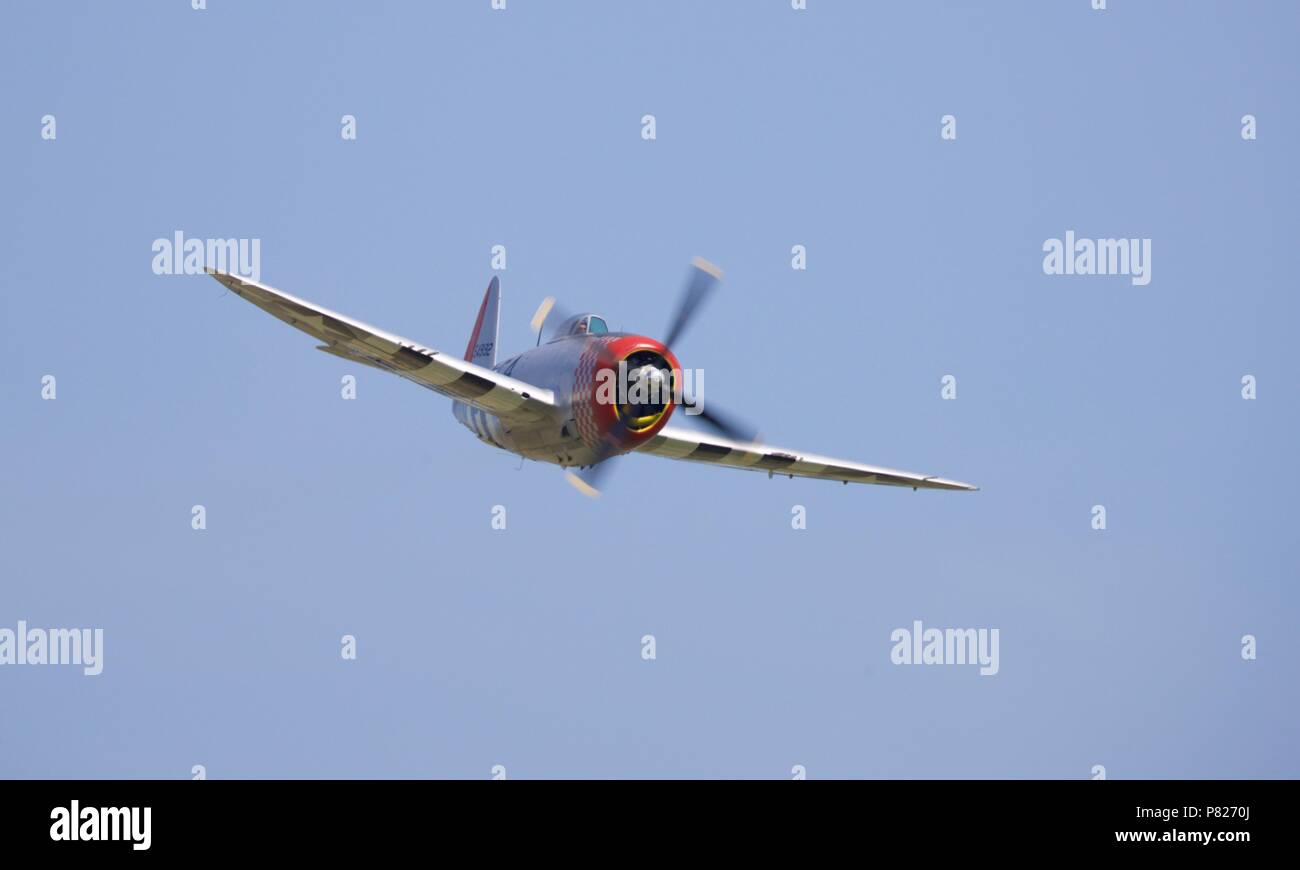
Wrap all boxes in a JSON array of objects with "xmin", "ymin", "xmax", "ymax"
[{"xmin": 205, "ymin": 259, "xmax": 977, "ymax": 496}]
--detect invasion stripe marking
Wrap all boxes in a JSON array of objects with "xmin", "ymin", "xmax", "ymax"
[
  {"xmin": 452, "ymin": 371, "xmax": 497, "ymax": 398},
  {"xmin": 688, "ymin": 443, "xmax": 732, "ymax": 461},
  {"xmin": 394, "ymin": 345, "xmax": 433, "ymax": 369}
]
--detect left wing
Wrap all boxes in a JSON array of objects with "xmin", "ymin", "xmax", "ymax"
[
  {"xmin": 638, "ymin": 424, "xmax": 977, "ymax": 491},
  {"xmin": 207, "ymin": 270, "xmax": 557, "ymax": 424}
]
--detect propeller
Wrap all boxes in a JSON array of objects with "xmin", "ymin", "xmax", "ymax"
[
  {"xmin": 529, "ymin": 296, "xmax": 557, "ymax": 334},
  {"xmin": 663, "ymin": 257, "xmax": 724, "ymax": 349},
  {"xmin": 530, "ymin": 295, "xmax": 579, "ymax": 344},
  {"xmin": 679, "ymin": 393, "xmax": 758, "ymax": 443},
  {"xmin": 664, "ymin": 258, "xmax": 758, "ymax": 444},
  {"xmin": 539, "ymin": 256, "xmax": 759, "ymax": 496},
  {"xmin": 564, "ymin": 419, "xmax": 627, "ymax": 498}
]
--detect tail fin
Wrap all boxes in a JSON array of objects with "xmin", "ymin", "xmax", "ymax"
[{"xmin": 464, "ymin": 276, "xmax": 500, "ymax": 367}]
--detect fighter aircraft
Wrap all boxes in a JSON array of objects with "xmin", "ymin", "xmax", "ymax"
[{"xmin": 206, "ymin": 260, "xmax": 977, "ymax": 496}]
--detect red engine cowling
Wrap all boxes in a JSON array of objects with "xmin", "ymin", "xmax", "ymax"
[{"xmin": 570, "ymin": 335, "xmax": 681, "ymax": 454}]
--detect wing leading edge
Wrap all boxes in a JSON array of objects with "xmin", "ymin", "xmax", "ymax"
[
  {"xmin": 206, "ymin": 271, "xmax": 556, "ymax": 424},
  {"xmin": 638, "ymin": 424, "xmax": 978, "ymax": 491}
]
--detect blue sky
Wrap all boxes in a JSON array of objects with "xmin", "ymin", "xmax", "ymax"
[{"xmin": 2, "ymin": 0, "xmax": 1296, "ymax": 778}]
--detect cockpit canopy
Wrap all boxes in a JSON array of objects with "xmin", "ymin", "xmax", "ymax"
[{"xmin": 551, "ymin": 313, "xmax": 609, "ymax": 339}]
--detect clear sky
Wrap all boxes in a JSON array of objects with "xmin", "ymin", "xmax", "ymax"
[{"xmin": 2, "ymin": 0, "xmax": 1296, "ymax": 779}]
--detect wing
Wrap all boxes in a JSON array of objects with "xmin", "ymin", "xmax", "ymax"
[
  {"xmin": 638, "ymin": 424, "xmax": 978, "ymax": 491},
  {"xmin": 207, "ymin": 271, "xmax": 557, "ymax": 424}
]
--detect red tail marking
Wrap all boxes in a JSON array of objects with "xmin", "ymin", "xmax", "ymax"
[{"xmin": 464, "ymin": 282, "xmax": 493, "ymax": 361}]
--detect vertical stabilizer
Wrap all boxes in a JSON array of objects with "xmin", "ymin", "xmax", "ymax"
[{"xmin": 464, "ymin": 276, "xmax": 500, "ymax": 366}]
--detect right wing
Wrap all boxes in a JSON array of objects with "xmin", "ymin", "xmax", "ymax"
[
  {"xmin": 638, "ymin": 424, "xmax": 978, "ymax": 491},
  {"xmin": 207, "ymin": 271, "xmax": 557, "ymax": 424}
]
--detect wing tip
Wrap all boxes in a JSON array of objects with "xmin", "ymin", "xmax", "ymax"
[
  {"xmin": 918, "ymin": 475, "xmax": 979, "ymax": 491},
  {"xmin": 205, "ymin": 268, "xmax": 241, "ymax": 292},
  {"xmin": 205, "ymin": 267, "xmax": 242, "ymax": 285}
]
